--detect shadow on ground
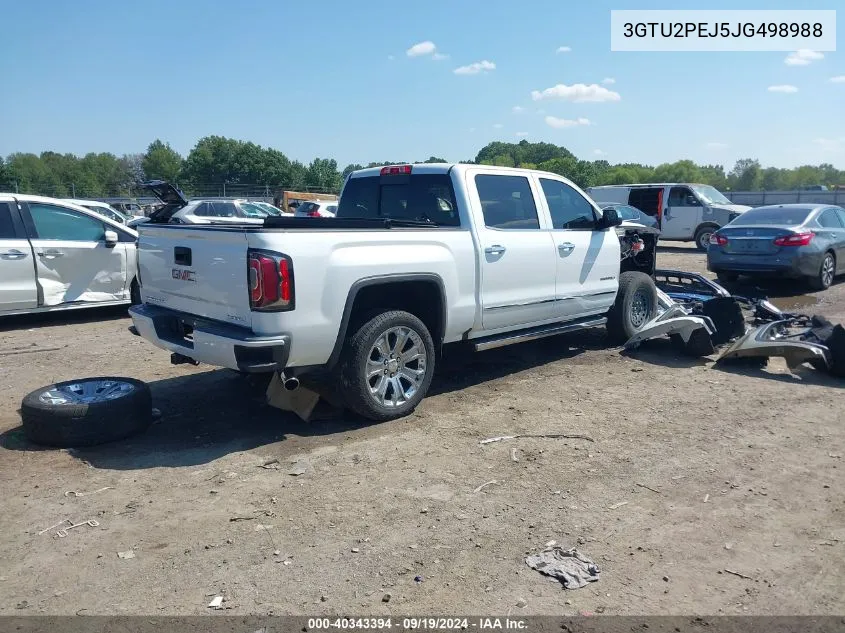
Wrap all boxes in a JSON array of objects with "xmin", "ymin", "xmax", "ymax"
[
  {"xmin": 0, "ymin": 329, "xmax": 607, "ymax": 470},
  {"xmin": 619, "ymin": 339, "xmax": 710, "ymax": 369},
  {"xmin": 0, "ymin": 305, "xmax": 130, "ymax": 333}
]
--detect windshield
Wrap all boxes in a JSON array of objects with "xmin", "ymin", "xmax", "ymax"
[
  {"xmin": 690, "ymin": 185, "xmax": 731, "ymax": 205},
  {"xmin": 731, "ymin": 207, "xmax": 811, "ymax": 226}
]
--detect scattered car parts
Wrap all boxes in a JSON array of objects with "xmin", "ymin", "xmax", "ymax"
[{"xmin": 716, "ymin": 320, "xmax": 832, "ymax": 370}]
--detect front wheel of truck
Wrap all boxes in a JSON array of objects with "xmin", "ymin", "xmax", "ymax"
[
  {"xmin": 338, "ymin": 310, "xmax": 436, "ymax": 421},
  {"xmin": 606, "ymin": 271, "xmax": 658, "ymax": 344}
]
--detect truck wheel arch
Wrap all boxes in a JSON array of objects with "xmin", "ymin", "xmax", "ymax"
[{"xmin": 326, "ymin": 274, "xmax": 448, "ymax": 370}]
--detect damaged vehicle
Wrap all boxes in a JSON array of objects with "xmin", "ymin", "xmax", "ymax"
[
  {"xmin": 624, "ymin": 269, "xmax": 845, "ymax": 377},
  {"xmin": 0, "ymin": 194, "xmax": 140, "ymax": 316},
  {"xmin": 129, "ymin": 165, "xmax": 661, "ymax": 421}
]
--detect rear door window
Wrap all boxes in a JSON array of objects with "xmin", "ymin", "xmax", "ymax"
[
  {"xmin": 475, "ymin": 174, "xmax": 539, "ymax": 230},
  {"xmin": 818, "ymin": 208, "xmax": 844, "ymax": 228},
  {"xmin": 0, "ymin": 203, "xmax": 17, "ymax": 238},
  {"xmin": 627, "ymin": 188, "xmax": 661, "ymax": 218},
  {"xmin": 338, "ymin": 173, "xmax": 460, "ymax": 226}
]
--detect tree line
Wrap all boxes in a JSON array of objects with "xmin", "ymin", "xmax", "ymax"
[{"xmin": 1, "ymin": 137, "xmax": 842, "ymax": 199}]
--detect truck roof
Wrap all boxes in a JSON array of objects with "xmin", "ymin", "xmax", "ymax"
[
  {"xmin": 589, "ymin": 183, "xmax": 714, "ymax": 189},
  {"xmin": 349, "ymin": 163, "xmax": 584, "ymax": 181}
]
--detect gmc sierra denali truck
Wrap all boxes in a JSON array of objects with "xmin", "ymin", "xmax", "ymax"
[{"xmin": 129, "ymin": 165, "xmax": 659, "ymax": 420}]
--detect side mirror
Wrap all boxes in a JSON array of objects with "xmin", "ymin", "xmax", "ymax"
[
  {"xmin": 104, "ymin": 230, "xmax": 118, "ymax": 247},
  {"xmin": 599, "ymin": 207, "xmax": 622, "ymax": 229}
]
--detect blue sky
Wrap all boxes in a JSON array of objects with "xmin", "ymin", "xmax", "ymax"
[{"xmin": 0, "ymin": 0, "xmax": 842, "ymax": 170}]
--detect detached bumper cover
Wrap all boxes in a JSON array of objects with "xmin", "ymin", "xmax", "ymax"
[
  {"xmin": 129, "ymin": 304, "xmax": 290, "ymax": 373},
  {"xmin": 716, "ymin": 320, "xmax": 831, "ymax": 370}
]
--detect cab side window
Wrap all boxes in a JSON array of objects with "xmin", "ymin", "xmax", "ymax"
[
  {"xmin": 817, "ymin": 209, "xmax": 844, "ymax": 228},
  {"xmin": 539, "ymin": 178, "xmax": 598, "ymax": 230},
  {"xmin": 475, "ymin": 175, "xmax": 540, "ymax": 230},
  {"xmin": 0, "ymin": 203, "xmax": 16, "ymax": 238},
  {"xmin": 28, "ymin": 203, "xmax": 105, "ymax": 241}
]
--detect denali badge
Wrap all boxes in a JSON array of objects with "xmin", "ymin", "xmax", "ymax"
[{"xmin": 172, "ymin": 268, "xmax": 196, "ymax": 282}]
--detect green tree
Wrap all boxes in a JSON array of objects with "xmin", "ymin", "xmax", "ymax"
[
  {"xmin": 306, "ymin": 158, "xmax": 341, "ymax": 190},
  {"xmin": 142, "ymin": 140, "xmax": 183, "ymax": 182},
  {"xmin": 342, "ymin": 163, "xmax": 364, "ymax": 179},
  {"xmin": 728, "ymin": 158, "xmax": 762, "ymax": 191},
  {"xmin": 421, "ymin": 156, "xmax": 447, "ymax": 163}
]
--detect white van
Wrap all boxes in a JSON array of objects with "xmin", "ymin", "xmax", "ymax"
[{"xmin": 586, "ymin": 183, "xmax": 751, "ymax": 251}]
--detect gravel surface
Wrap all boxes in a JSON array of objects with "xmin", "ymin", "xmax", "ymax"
[{"xmin": 0, "ymin": 243, "xmax": 842, "ymax": 615}]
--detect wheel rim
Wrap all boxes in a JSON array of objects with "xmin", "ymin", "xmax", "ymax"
[
  {"xmin": 39, "ymin": 379, "xmax": 135, "ymax": 405},
  {"xmin": 629, "ymin": 290, "xmax": 651, "ymax": 329},
  {"xmin": 366, "ymin": 326, "xmax": 427, "ymax": 409},
  {"xmin": 698, "ymin": 231, "xmax": 712, "ymax": 250},
  {"xmin": 822, "ymin": 255, "xmax": 835, "ymax": 287}
]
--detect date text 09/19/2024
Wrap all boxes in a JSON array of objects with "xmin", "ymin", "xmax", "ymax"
[{"xmin": 306, "ymin": 618, "xmax": 528, "ymax": 630}]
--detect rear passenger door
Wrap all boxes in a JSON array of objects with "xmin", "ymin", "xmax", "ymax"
[
  {"xmin": 0, "ymin": 200, "xmax": 38, "ymax": 312},
  {"xmin": 466, "ymin": 169, "xmax": 558, "ymax": 330},
  {"xmin": 536, "ymin": 177, "xmax": 620, "ymax": 318},
  {"xmin": 818, "ymin": 208, "xmax": 845, "ymax": 272}
]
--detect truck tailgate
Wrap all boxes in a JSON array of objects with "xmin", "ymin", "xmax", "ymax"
[{"xmin": 137, "ymin": 226, "xmax": 253, "ymax": 328}]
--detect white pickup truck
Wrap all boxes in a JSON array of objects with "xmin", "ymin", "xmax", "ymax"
[{"xmin": 129, "ymin": 164, "xmax": 659, "ymax": 420}]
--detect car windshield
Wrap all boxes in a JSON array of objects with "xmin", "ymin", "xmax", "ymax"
[
  {"xmin": 690, "ymin": 185, "xmax": 731, "ymax": 205},
  {"xmin": 732, "ymin": 207, "xmax": 811, "ymax": 226}
]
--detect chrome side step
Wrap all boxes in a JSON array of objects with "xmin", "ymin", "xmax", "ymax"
[{"xmin": 472, "ymin": 317, "xmax": 607, "ymax": 352}]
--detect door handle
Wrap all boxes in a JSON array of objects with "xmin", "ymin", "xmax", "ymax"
[
  {"xmin": 558, "ymin": 242, "xmax": 575, "ymax": 252},
  {"xmin": 0, "ymin": 249, "xmax": 28, "ymax": 260},
  {"xmin": 38, "ymin": 250, "xmax": 65, "ymax": 258},
  {"xmin": 485, "ymin": 245, "xmax": 506, "ymax": 255}
]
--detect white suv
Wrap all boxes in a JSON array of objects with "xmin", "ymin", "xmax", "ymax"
[{"xmin": 294, "ymin": 200, "xmax": 338, "ymax": 218}]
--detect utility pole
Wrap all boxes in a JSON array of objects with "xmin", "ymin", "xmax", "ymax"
[{"xmin": 71, "ymin": 183, "xmax": 76, "ymax": 198}]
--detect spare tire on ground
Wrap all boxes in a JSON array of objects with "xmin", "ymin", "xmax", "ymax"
[{"xmin": 20, "ymin": 377, "xmax": 152, "ymax": 448}]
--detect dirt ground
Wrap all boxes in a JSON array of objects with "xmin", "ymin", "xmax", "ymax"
[{"xmin": 0, "ymin": 243, "xmax": 843, "ymax": 616}]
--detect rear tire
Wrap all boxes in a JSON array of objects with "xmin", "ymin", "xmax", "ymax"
[
  {"xmin": 338, "ymin": 310, "xmax": 435, "ymax": 421},
  {"xmin": 808, "ymin": 252, "xmax": 835, "ymax": 291},
  {"xmin": 694, "ymin": 225, "xmax": 718, "ymax": 252},
  {"xmin": 716, "ymin": 271, "xmax": 739, "ymax": 284},
  {"xmin": 607, "ymin": 272, "xmax": 658, "ymax": 343}
]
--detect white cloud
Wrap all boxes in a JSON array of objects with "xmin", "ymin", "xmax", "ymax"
[
  {"xmin": 830, "ymin": 76, "xmax": 845, "ymax": 83},
  {"xmin": 454, "ymin": 60, "xmax": 496, "ymax": 75},
  {"xmin": 784, "ymin": 50, "xmax": 824, "ymax": 66},
  {"xmin": 768, "ymin": 84, "xmax": 798, "ymax": 93},
  {"xmin": 515, "ymin": 132, "xmax": 529, "ymax": 138},
  {"xmin": 705, "ymin": 142, "xmax": 729, "ymax": 150},
  {"xmin": 532, "ymin": 83, "xmax": 621, "ymax": 103},
  {"xmin": 556, "ymin": 46, "xmax": 572, "ymax": 53},
  {"xmin": 601, "ymin": 77, "xmax": 616, "ymax": 85},
  {"xmin": 492, "ymin": 123, "xmax": 504, "ymax": 129},
  {"xmin": 545, "ymin": 116, "xmax": 591, "ymax": 129},
  {"xmin": 592, "ymin": 149, "xmax": 606, "ymax": 156},
  {"xmin": 406, "ymin": 41, "xmax": 437, "ymax": 57},
  {"xmin": 512, "ymin": 106, "xmax": 525, "ymax": 113}
]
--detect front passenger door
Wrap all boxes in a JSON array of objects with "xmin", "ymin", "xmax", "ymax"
[
  {"xmin": 664, "ymin": 186, "xmax": 701, "ymax": 240},
  {"xmin": 537, "ymin": 178, "xmax": 620, "ymax": 318},
  {"xmin": 23, "ymin": 202, "xmax": 129, "ymax": 306}
]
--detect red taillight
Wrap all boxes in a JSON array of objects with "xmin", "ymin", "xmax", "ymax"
[
  {"xmin": 710, "ymin": 234, "xmax": 728, "ymax": 246},
  {"xmin": 380, "ymin": 164, "xmax": 412, "ymax": 176},
  {"xmin": 307, "ymin": 210, "xmax": 320, "ymax": 217},
  {"xmin": 248, "ymin": 250, "xmax": 294, "ymax": 311},
  {"xmin": 774, "ymin": 232, "xmax": 814, "ymax": 247}
]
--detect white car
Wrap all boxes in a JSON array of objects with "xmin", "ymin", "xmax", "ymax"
[
  {"xmin": 61, "ymin": 199, "xmax": 129, "ymax": 224},
  {"xmin": 294, "ymin": 200, "xmax": 338, "ymax": 218},
  {"xmin": 0, "ymin": 194, "xmax": 140, "ymax": 315},
  {"xmin": 130, "ymin": 164, "xmax": 660, "ymax": 421}
]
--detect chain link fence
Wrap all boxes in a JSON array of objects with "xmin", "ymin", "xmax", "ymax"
[{"xmin": 0, "ymin": 181, "xmax": 341, "ymax": 203}]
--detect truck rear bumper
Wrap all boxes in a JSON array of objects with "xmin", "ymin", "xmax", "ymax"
[{"xmin": 128, "ymin": 304, "xmax": 290, "ymax": 373}]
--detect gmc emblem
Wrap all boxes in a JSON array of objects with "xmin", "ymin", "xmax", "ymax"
[{"xmin": 172, "ymin": 268, "xmax": 196, "ymax": 282}]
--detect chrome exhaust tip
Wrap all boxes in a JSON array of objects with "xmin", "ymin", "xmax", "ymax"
[{"xmin": 283, "ymin": 376, "xmax": 300, "ymax": 391}]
